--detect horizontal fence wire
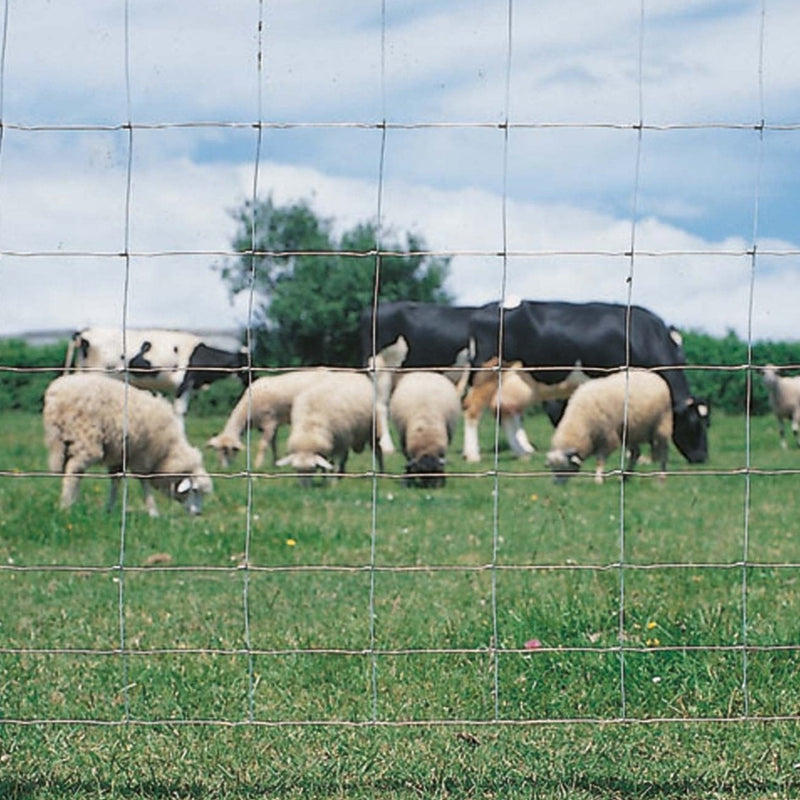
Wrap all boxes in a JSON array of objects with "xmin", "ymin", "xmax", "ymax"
[{"xmin": 1, "ymin": 0, "xmax": 798, "ymax": 730}]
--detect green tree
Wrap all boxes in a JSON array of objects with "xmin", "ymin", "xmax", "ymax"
[{"xmin": 218, "ymin": 196, "xmax": 452, "ymax": 366}]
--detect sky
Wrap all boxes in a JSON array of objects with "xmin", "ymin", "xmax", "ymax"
[{"xmin": 1, "ymin": 0, "xmax": 799, "ymax": 343}]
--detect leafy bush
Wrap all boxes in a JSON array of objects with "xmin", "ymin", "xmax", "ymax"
[
  {"xmin": 682, "ymin": 330, "xmax": 800, "ymax": 415},
  {"xmin": 4, "ymin": 329, "xmax": 800, "ymax": 417},
  {"xmin": 0, "ymin": 336, "xmax": 249, "ymax": 417},
  {"xmin": 0, "ymin": 338, "xmax": 68, "ymax": 412}
]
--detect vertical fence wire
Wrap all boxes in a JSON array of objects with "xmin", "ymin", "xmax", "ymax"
[
  {"xmin": 615, "ymin": 0, "xmax": 648, "ymax": 723},
  {"xmin": 242, "ymin": 0, "xmax": 266, "ymax": 723},
  {"xmin": 0, "ymin": 0, "xmax": 8, "ymax": 726},
  {"xmin": 368, "ymin": 0, "xmax": 389, "ymax": 725},
  {"xmin": 740, "ymin": 0, "xmax": 768, "ymax": 720},
  {"xmin": 486, "ymin": 0, "xmax": 515, "ymax": 723},
  {"xmin": 116, "ymin": 0, "xmax": 135, "ymax": 723}
]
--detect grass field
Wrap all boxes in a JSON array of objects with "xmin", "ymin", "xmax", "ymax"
[{"xmin": 1, "ymin": 405, "xmax": 800, "ymax": 798}]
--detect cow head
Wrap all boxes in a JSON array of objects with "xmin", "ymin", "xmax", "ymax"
[
  {"xmin": 672, "ymin": 397, "xmax": 710, "ymax": 464},
  {"xmin": 404, "ymin": 453, "xmax": 447, "ymax": 488}
]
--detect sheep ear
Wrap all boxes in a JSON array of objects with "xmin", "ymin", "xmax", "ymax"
[
  {"xmin": 176, "ymin": 477, "xmax": 193, "ymax": 495},
  {"xmin": 314, "ymin": 455, "xmax": 335, "ymax": 471},
  {"xmin": 568, "ymin": 452, "xmax": 583, "ymax": 467},
  {"xmin": 276, "ymin": 456, "xmax": 293, "ymax": 467},
  {"xmin": 206, "ymin": 436, "xmax": 219, "ymax": 448}
]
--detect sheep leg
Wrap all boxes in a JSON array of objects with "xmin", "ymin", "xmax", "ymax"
[
  {"xmin": 106, "ymin": 471, "xmax": 121, "ymax": 512},
  {"xmin": 792, "ymin": 410, "xmax": 800, "ymax": 447},
  {"xmin": 625, "ymin": 445, "xmax": 641, "ymax": 475},
  {"xmin": 593, "ymin": 455, "xmax": 606, "ymax": 485},
  {"xmin": 58, "ymin": 447, "xmax": 96, "ymax": 510},
  {"xmin": 502, "ymin": 413, "xmax": 535, "ymax": 458},
  {"xmin": 777, "ymin": 418, "xmax": 788, "ymax": 449},
  {"xmin": 651, "ymin": 439, "xmax": 669, "ymax": 483},
  {"xmin": 59, "ymin": 465, "xmax": 85, "ymax": 510},
  {"xmin": 140, "ymin": 480, "xmax": 160, "ymax": 518},
  {"xmin": 255, "ymin": 421, "xmax": 278, "ymax": 468}
]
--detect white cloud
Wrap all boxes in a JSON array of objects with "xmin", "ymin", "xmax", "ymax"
[{"xmin": 1, "ymin": 0, "xmax": 798, "ymax": 346}]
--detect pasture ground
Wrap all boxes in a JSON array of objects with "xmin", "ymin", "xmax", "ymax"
[{"xmin": 1, "ymin": 408, "xmax": 800, "ymax": 798}]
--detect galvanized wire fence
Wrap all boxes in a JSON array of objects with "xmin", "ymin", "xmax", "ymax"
[{"xmin": 1, "ymin": 0, "xmax": 799, "ymax": 729}]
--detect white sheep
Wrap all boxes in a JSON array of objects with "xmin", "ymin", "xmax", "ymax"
[
  {"xmin": 43, "ymin": 374, "xmax": 213, "ymax": 516},
  {"xmin": 545, "ymin": 369, "xmax": 672, "ymax": 484},
  {"xmin": 389, "ymin": 371, "xmax": 462, "ymax": 487},
  {"xmin": 276, "ymin": 372, "xmax": 383, "ymax": 485},
  {"xmin": 206, "ymin": 369, "xmax": 328, "ymax": 467},
  {"xmin": 761, "ymin": 364, "xmax": 800, "ymax": 448}
]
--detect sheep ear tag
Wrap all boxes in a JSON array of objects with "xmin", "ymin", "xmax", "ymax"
[
  {"xmin": 568, "ymin": 453, "xmax": 583, "ymax": 467},
  {"xmin": 176, "ymin": 477, "xmax": 193, "ymax": 495}
]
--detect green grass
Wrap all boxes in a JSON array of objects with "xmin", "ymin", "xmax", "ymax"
[{"xmin": 2, "ymin": 408, "xmax": 800, "ymax": 797}]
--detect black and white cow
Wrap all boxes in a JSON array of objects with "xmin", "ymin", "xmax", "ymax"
[
  {"xmin": 359, "ymin": 301, "xmax": 479, "ymax": 452},
  {"xmin": 464, "ymin": 300, "xmax": 710, "ymax": 463},
  {"xmin": 64, "ymin": 327, "xmax": 249, "ymax": 418}
]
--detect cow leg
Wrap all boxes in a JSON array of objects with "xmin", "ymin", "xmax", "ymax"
[
  {"xmin": 462, "ymin": 413, "xmax": 482, "ymax": 462},
  {"xmin": 173, "ymin": 390, "xmax": 190, "ymax": 423},
  {"xmin": 452, "ymin": 347, "xmax": 472, "ymax": 396},
  {"xmin": 502, "ymin": 413, "xmax": 535, "ymax": 458},
  {"xmin": 374, "ymin": 368, "xmax": 396, "ymax": 454}
]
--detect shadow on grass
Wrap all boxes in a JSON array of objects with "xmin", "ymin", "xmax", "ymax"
[{"xmin": 0, "ymin": 775, "xmax": 793, "ymax": 800}]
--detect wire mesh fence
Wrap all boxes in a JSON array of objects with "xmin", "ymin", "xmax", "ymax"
[{"xmin": 1, "ymin": 0, "xmax": 799, "ymax": 731}]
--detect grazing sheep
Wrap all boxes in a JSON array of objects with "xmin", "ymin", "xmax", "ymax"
[
  {"xmin": 462, "ymin": 359, "xmax": 588, "ymax": 461},
  {"xmin": 545, "ymin": 369, "xmax": 673, "ymax": 484},
  {"xmin": 206, "ymin": 369, "xmax": 328, "ymax": 467},
  {"xmin": 389, "ymin": 371, "xmax": 462, "ymax": 487},
  {"xmin": 43, "ymin": 374, "xmax": 212, "ymax": 516},
  {"xmin": 276, "ymin": 372, "xmax": 383, "ymax": 486},
  {"xmin": 761, "ymin": 364, "xmax": 800, "ymax": 448}
]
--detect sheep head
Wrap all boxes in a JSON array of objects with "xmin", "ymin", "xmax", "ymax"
[
  {"xmin": 276, "ymin": 452, "xmax": 335, "ymax": 487},
  {"xmin": 545, "ymin": 448, "xmax": 583, "ymax": 483},
  {"xmin": 206, "ymin": 433, "xmax": 243, "ymax": 467},
  {"xmin": 403, "ymin": 453, "xmax": 447, "ymax": 488}
]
